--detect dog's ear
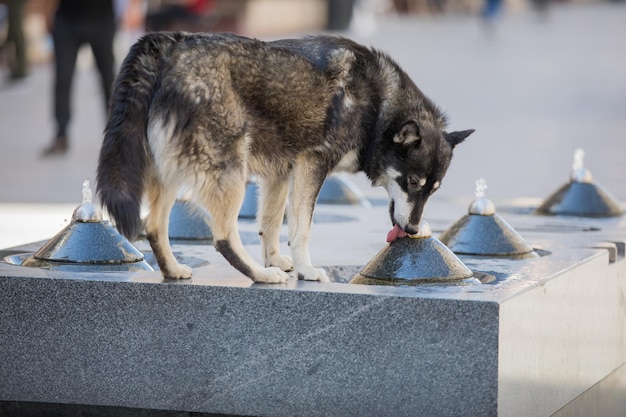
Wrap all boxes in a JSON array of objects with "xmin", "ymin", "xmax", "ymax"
[
  {"xmin": 445, "ymin": 129, "xmax": 474, "ymax": 148},
  {"xmin": 393, "ymin": 121, "xmax": 420, "ymax": 146}
]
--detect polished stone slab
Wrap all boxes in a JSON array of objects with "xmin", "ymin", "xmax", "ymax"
[{"xmin": 0, "ymin": 199, "xmax": 625, "ymax": 417}]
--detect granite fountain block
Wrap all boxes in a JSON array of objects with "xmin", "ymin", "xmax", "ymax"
[
  {"xmin": 0, "ymin": 197, "xmax": 625, "ymax": 416},
  {"xmin": 0, "ymin": 273, "xmax": 500, "ymax": 416}
]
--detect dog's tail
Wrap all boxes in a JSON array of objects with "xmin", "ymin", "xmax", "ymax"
[{"xmin": 96, "ymin": 32, "xmax": 182, "ymax": 240}]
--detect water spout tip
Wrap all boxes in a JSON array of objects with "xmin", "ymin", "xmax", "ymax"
[{"xmin": 73, "ymin": 180, "xmax": 103, "ymax": 222}]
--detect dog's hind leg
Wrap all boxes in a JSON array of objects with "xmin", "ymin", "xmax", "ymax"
[
  {"xmin": 145, "ymin": 180, "xmax": 193, "ymax": 279},
  {"xmin": 258, "ymin": 176, "xmax": 293, "ymax": 272},
  {"xmin": 287, "ymin": 158, "xmax": 330, "ymax": 282},
  {"xmin": 202, "ymin": 170, "xmax": 289, "ymax": 284}
]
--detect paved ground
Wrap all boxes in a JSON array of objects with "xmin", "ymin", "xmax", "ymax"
[{"xmin": 0, "ymin": 1, "xmax": 625, "ymax": 248}]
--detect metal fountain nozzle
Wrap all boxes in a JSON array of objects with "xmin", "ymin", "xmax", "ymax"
[
  {"xmin": 468, "ymin": 178, "xmax": 496, "ymax": 216},
  {"xmin": 18, "ymin": 180, "xmax": 153, "ymax": 272},
  {"xmin": 72, "ymin": 180, "xmax": 103, "ymax": 222},
  {"xmin": 536, "ymin": 148, "xmax": 622, "ymax": 217},
  {"xmin": 440, "ymin": 178, "xmax": 536, "ymax": 258},
  {"xmin": 350, "ymin": 218, "xmax": 473, "ymax": 285}
]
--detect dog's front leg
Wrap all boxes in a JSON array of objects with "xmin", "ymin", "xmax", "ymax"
[
  {"xmin": 287, "ymin": 160, "xmax": 330, "ymax": 283},
  {"xmin": 258, "ymin": 177, "xmax": 293, "ymax": 271}
]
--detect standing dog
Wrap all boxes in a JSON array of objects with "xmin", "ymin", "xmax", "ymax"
[{"xmin": 96, "ymin": 32, "xmax": 473, "ymax": 283}]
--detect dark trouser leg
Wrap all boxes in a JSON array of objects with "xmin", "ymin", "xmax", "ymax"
[
  {"xmin": 52, "ymin": 16, "xmax": 80, "ymax": 139},
  {"xmin": 87, "ymin": 18, "xmax": 116, "ymax": 115},
  {"xmin": 43, "ymin": 15, "xmax": 79, "ymax": 155},
  {"xmin": 6, "ymin": 0, "xmax": 28, "ymax": 79}
]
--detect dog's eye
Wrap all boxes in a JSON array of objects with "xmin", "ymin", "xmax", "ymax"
[{"xmin": 408, "ymin": 176, "xmax": 425, "ymax": 191}]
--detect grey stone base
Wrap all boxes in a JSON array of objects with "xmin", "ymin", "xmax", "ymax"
[
  {"xmin": 3, "ymin": 363, "xmax": 625, "ymax": 417},
  {"xmin": 1, "ymin": 199, "xmax": 625, "ymax": 416},
  {"xmin": 0, "ymin": 401, "xmax": 233, "ymax": 417}
]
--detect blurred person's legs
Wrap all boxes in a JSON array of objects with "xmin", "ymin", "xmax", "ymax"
[
  {"xmin": 44, "ymin": 15, "xmax": 116, "ymax": 157},
  {"xmin": 45, "ymin": 15, "xmax": 80, "ymax": 156},
  {"xmin": 87, "ymin": 17, "xmax": 116, "ymax": 112},
  {"xmin": 6, "ymin": 0, "xmax": 28, "ymax": 80},
  {"xmin": 327, "ymin": 0, "xmax": 355, "ymax": 31}
]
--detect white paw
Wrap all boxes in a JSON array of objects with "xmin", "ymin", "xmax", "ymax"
[
  {"xmin": 164, "ymin": 263, "xmax": 193, "ymax": 280},
  {"xmin": 297, "ymin": 266, "xmax": 330, "ymax": 283},
  {"xmin": 267, "ymin": 255, "xmax": 294, "ymax": 272},
  {"xmin": 254, "ymin": 266, "xmax": 289, "ymax": 284}
]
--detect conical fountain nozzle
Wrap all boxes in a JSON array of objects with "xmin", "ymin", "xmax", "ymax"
[
  {"xmin": 468, "ymin": 178, "xmax": 496, "ymax": 215},
  {"xmin": 350, "ymin": 219, "xmax": 473, "ymax": 286},
  {"xmin": 468, "ymin": 197, "xmax": 496, "ymax": 216},
  {"xmin": 536, "ymin": 148, "xmax": 623, "ymax": 217},
  {"xmin": 439, "ymin": 213, "xmax": 536, "ymax": 257},
  {"xmin": 20, "ymin": 180, "xmax": 153, "ymax": 272},
  {"xmin": 440, "ymin": 178, "xmax": 536, "ymax": 257},
  {"xmin": 168, "ymin": 200, "xmax": 213, "ymax": 242}
]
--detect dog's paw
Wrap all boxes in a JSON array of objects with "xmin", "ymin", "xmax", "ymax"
[
  {"xmin": 164, "ymin": 263, "xmax": 193, "ymax": 280},
  {"xmin": 267, "ymin": 255, "xmax": 294, "ymax": 272},
  {"xmin": 297, "ymin": 266, "xmax": 330, "ymax": 283},
  {"xmin": 254, "ymin": 267, "xmax": 289, "ymax": 284}
]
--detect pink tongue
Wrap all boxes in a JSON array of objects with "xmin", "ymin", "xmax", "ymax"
[{"xmin": 386, "ymin": 224, "xmax": 408, "ymax": 242}]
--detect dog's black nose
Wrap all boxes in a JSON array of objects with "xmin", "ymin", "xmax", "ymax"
[{"xmin": 404, "ymin": 225, "xmax": 418, "ymax": 235}]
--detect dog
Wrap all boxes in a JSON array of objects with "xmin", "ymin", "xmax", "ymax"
[{"xmin": 96, "ymin": 32, "xmax": 473, "ymax": 283}]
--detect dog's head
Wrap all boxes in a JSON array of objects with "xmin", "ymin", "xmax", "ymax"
[{"xmin": 376, "ymin": 121, "xmax": 473, "ymax": 236}]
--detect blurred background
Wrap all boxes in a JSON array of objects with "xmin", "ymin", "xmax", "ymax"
[{"xmin": 0, "ymin": 0, "xmax": 625, "ymax": 247}]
